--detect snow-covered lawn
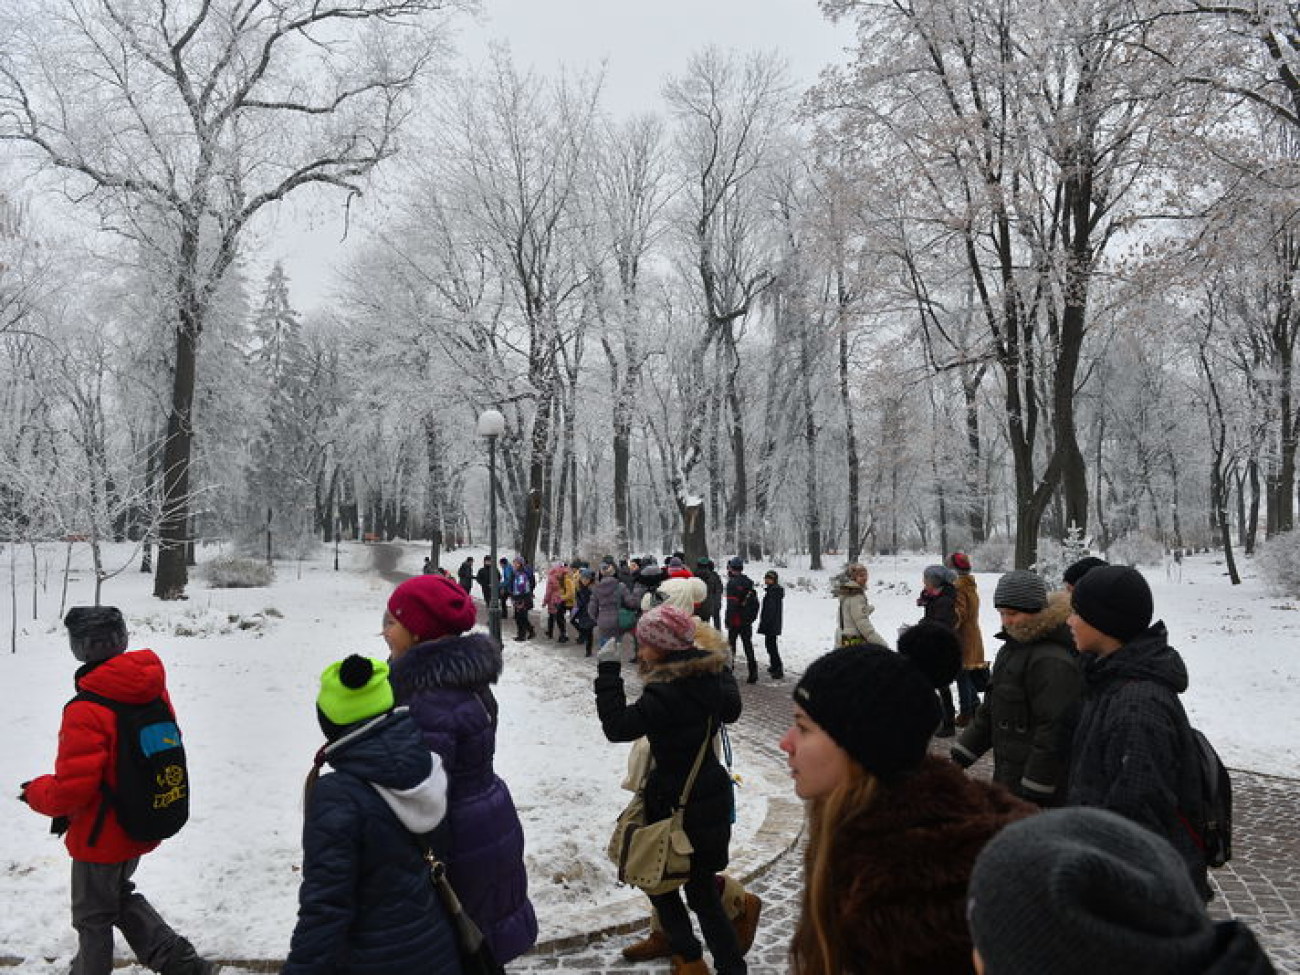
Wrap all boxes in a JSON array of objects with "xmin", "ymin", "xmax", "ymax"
[{"xmin": 1, "ymin": 540, "xmax": 1294, "ymax": 966}]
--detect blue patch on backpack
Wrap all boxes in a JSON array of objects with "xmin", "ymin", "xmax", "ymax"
[{"xmin": 139, "ymin": 721, "xmax": 182, "ymax": 757}]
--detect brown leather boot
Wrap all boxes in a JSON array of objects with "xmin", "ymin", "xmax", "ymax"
[
  {"xmin": 621, "ymin": 929, "xmax": 672, "ymax": 962},
  {"xmin": 670, "ymin": 955, "xmax": 711, "ymax": 975},
  {"xmin": 732, "ymin": 892, "xmax": 763, "ymax": 955}
]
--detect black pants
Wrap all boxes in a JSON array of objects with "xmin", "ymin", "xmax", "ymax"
[
  {"xmin": 648, "ymin": 867, "xmax": 747, "ymax": 975},
  {"xmin": 579, "ymin": 627, "xmax": 594, "ymax": 655},
  {"xmin": 71, "ymin": 858, "xmax": 186, "ymax": 975},
  {"xmin": 763, "ymin": 633, "xmax": 783, "ymax": 676},
  {"xmin": 547, "ymin": 609, "xmax": 568, "ymax": 639},
  {"xmin": 514, "ymin": 603, "xmax": 535, "ymax": 639},
  {"xmin": 728, "ymin": 624, "xmax": 755, "ymax": 676}
]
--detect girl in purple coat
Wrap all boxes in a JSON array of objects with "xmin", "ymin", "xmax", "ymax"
[{"xmin": 383, "ymin": 574, "xmax": 538, "ymax": 964}]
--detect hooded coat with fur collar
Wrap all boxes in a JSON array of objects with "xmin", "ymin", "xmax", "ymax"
[
  {"xmin": 389, "ymin": 631, "xmax": 538, "ymax": 964},
  {"xmin": 816, "ymin": 756, "xmax": 1034, "ymax": 975},
  {"xmin": 594, "ymin": 630, "xmax": 742, "ymax": 872},
  {"xmin": 833, "ymin": 579, "xmax": 889, "ymax": 649},
  {"xmin": 952, "ymin": 591, "xmax": 1082, "ymax": 803}
]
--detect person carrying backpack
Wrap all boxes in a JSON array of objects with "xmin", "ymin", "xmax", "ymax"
[
  {"xmin": 1065, "ymin": 566, "xmax": 1214, "ymax": 901},
  {"xmin": 19, "ymin": 606, "xmax": 216, "ymax": 975},
  {"xmin": 724, "ymin": 557, "xmax": 761, "ymax": 683}
]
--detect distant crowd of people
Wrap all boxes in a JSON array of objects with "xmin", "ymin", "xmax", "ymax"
[{"xmin": 18, "ymin": 548, "xmax": 1278, "ymax": 975}]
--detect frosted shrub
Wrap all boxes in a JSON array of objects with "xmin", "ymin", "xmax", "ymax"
[
  {"xmin": 971, "ymin": 538, "xmax": 1014, "ymax": 573},
  {"xmin": 1257, "ymin": 530, "xmax": 1300, "ymax": 597},
  {"xmin": 203, "ymin": 557, "xmax": 275, "ymax": 588},
  {"xmin": 1108, "ymin": 532, "xmax": 1164, "ymax": 568}
]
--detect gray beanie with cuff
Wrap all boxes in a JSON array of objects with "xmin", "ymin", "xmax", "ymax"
[
  {"xmin": 993, "ymin": 570, "xmax": 1048, "ymax": 612},
  {"xmin": 968, "ymin": 807, "xmax": 1218, "ymax": 975}
]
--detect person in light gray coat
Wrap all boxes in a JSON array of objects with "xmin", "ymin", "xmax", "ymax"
[{"xmin": 591, "ymin": 560, "xmax": 636, "ymax": 649}]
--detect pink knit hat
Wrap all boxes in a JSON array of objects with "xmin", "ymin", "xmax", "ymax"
[
  {"xmin": 636, "ymin": 604, "xmax": 697, "ymax": 657},
  {"xmin": 387, "ymin": 574, "xmax": 477, "ymax": 642}
]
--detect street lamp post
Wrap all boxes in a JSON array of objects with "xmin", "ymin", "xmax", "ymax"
[{"xmin": 477, "ymin": 409, "xmax": 506, "ymax": 644}]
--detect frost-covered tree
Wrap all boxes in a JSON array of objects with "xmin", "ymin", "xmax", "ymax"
[{"xmin": 0, "ymin": 0, "xmax": 472, "ymax": 598}]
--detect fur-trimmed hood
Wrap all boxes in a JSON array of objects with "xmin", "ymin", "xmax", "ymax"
[
  {"xmin": 389, "ymin": 631, "xmax": 502, "ymax": 697},
  {"xmin": 998, "ymin": 589, "xmax": 1074, "ymax": 649},
  {"xmin": 834, "ymin": 578, "xmax": 867, "ymax": 599},
  {"xmin": 642, "ymin": 625, "xmax": 729, "ymax": 684}
]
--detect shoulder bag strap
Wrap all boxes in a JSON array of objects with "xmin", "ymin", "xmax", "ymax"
[{"xmin": 674, "ymin": 718, "xmax": 715, "ymax": 810}]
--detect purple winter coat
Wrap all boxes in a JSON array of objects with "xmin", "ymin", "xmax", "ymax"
[{"xmin": 388, "ymin": 632, "xmax": 537, "ymax": 964}]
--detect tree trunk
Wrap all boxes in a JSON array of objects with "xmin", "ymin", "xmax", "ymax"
[
  {"xmin": 522, "ymin": 384, "xmax": 555, "ymax": 565},
  {"xmin": 839, "ymin": 327, "xmax": 861, "ymax": 563},
  {"xmin": 801, "ymin": 328, "xmax": 823, "ymax": 571},
  {"xmin": 153, "ymin": 309, "xmax": 200, "ymax": 600}
]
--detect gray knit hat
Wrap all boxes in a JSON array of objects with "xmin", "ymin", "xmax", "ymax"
[
  {"xmin": 993, "ymin": 570, "xmax": 1048, "ymax": 612},
  {"xmin": 968, "ymin": 808, "xmax": 1217, "ymax": 975},
  {"xmin": 64, "ymin": 606, "xmax": 128, "ymax": 663}
]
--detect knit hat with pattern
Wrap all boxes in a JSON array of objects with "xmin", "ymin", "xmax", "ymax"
[
  {"xmin": 993, "ymin": 570, "xmax": 1049, "ymax": 612},
  {"xmin": 793, "ymin": 646, "xmax": 939, "ymax": 782},
  {"xmin": 1070, "ymin": 565, "xmax": 1153, "ymax": 642},
  {"xmin": 968, "ymin": 807, "xmax": 1217, "ymax": 975},
  {"xmin": 387, "ymin": 574, "xmax": 478, "ymax": 643},
  {"xmin": 636, "ymin": 604, "xmax": 698, "ymax": 658}
]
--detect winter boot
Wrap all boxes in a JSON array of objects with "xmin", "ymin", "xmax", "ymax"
[
  {"xmin": 621, "ymin": 929, "xmax": 672, "ymax": 962},
  {"xmin": 732, "ymin": 892, "xmax": 763, "ymax": 955},
  {"xmin": 160, "ymin": 939, "xmax": 220, "ymax": 975},
  {"xmin": 670, "ymin": 955, "xmax": 710, "ymax": 975}
]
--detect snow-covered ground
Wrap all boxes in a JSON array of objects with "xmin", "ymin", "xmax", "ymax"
[{"xmin": 1, "ymin": 540, "xmax": 1295, "ymax": 967}]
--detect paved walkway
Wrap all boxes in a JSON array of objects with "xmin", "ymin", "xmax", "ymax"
[{"xmin": 512, "ymin": 634, "xmax": 1300, "ymax": 975}]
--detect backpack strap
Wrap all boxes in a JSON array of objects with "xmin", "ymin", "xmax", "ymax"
[{"xmin": 68, "ymin": 690, "xmax": 121, "ymax": 847}]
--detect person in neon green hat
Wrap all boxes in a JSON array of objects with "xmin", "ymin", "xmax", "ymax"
[{"xmin": 284, "ymin": 655, "xmax": 459, "ymax": 974}]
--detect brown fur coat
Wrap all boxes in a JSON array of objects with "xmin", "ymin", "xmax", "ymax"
[{"xmin": 816, "ymin": 756, "xmax": 1035, "ymax": 975}]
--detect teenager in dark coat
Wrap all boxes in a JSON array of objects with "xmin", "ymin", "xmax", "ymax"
[
  {"xmin": 952, "ymin": 571, "xmax": 1081, "ymax": 806},
  {"xmin": 383, "ymin": 575, "xmax": 538, "ymax": 964},
  {"xmin": 283, "ymin": 656, "xmax": 460, "ymax": 975},
  {"xmin": 756, "ymin": 570, "xmax": 784, "ymax": 679},
  {"xmin": 1066, "ymin": 566, "xmax": 1211, "ymax": 900},
  {"xmin": 695, "ymin": 558, "xmax": 724, "ymax": 628},
  {"xmin": 917, "ymin": 564, "xmax": 959, "ymax": 735},
  {"xmin": 595, "ymin": 606, "xmax": 745, "ymax": 975}
]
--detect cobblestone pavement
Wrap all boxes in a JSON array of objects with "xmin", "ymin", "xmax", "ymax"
[{"xmin": 512, "ymin": 642, "xmax": 1300, "ymax": 975}]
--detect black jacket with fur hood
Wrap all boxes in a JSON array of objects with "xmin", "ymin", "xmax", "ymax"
[
  {"xmin": 594, "ymin": 628, "xmax": 742, "ymax": 872},
  {"xmin": 952, "ymin": 591, "xmax": 1082, "ymax": 803}
]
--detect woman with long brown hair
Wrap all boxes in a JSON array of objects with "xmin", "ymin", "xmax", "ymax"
[{"xmin": 780, "ymin": 645, "xmax": 1033, "ymax": 975}]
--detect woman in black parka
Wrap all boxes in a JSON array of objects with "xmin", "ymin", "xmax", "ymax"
[{"xmin": 595, "ymin": 605, "xmax": 745, "ymax": 975}]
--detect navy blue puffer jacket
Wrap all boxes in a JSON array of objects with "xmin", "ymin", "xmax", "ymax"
[{"xmin": 282, "ymin": 709, "xmax": 462, "ymax": 975}]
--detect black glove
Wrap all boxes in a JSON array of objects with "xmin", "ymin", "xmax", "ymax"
[
  {"xmin": 17, "ymin": 780, "xmax": 30, "ymax": 805},
  {"xmin": 50, "ymin": 816, "xmax": 70, "ymax": 836}
]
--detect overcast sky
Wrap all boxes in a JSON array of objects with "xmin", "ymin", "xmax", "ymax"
[{"xmin": 260, "ymin": 0, "xmax": 850, "ymax": 311}]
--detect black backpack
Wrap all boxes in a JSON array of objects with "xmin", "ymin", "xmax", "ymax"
[
  {"xmin": 742, "ymin": 585, "xmax": 760, "ymax": 625},
  {"xmin": 1180, "ymin": 726, "xmax": 1233, "ymax": 868},
  {"xmin": 73, "ymin": 691, "xmax": 190, "ymax": 844}
]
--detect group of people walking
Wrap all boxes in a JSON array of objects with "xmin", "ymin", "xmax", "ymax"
[{"xmin": 19, "ymin": 548, "xmax": 1277, "ymax": 975}]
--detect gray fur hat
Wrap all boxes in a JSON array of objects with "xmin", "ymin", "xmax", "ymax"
[{"xmin": 64, "ymin": 606, "xmax": 128, "ymax": 663}]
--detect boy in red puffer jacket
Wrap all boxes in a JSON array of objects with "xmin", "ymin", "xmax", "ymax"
[{"xmin": 19, "ymin": 606, "xmax": 216, "ymax": 975}]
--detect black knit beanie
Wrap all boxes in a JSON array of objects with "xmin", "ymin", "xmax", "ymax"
[
  {"xmin": 897, "ymin": 621, "xmax": 962, "ymax": 688},
  {"xmin": 968, "ymin": 807, "xmax": 1217, "ymax": 975},
  {"xmin": 793, "ymin": 646, "xmax": 939, "ymax": 782},
  {"xmin": 1063, "ymin": 556, "xmax": 1109, "ymax": 587},
  {"xmin": 993, "ymin": 571, "xmax": 1048, "ymax": 612},
  {"xmin": 1070, "ymin": 565, "xmax": 1153, "ymax": 642}
]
